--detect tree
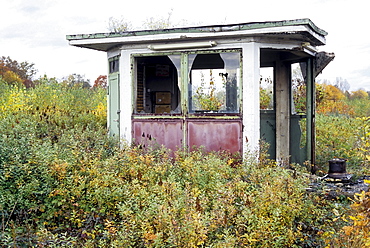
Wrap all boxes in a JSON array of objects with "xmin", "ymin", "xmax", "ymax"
[
  {"xmin": 291, "ymin": 65, "xmax": 306, "ymax": 112},
  {"xmin": 1, "ymin": 70, "xmax": 23, "ymax": 85},
  {"xmin": 108, "ymin": 17, "xmax": 133, "ymax": 32},
  {"xmin": 324, "ymin": 84, "xmax": 345, "ymax": 101},
  {"xmin": 334, "ymin": 77, "xmax": 350, "ymax": 92},
  {"xmin": 142, "ymin": 9, "xmax": 174, "ymax": 30},
  {"xmin": 107, "ymin": 9, "xmax": 191, "ymax": 32},
  {"xmin": 61, "ymin": 74, "xmax": 91, "ymax": 88},
  {"xmin": 316, "ymin": 83, "xmax": 354, "ymax": 115},
  {"xmin": 0, "ymin": 56, "xmax": 37, "ymax": 81},
  {"xmin": 93, "ymin": 75, "xmax": 107, "ymax": 89},
  {"xmin": 350, "ymin": 89, "xmax": 369, "ymax": 99}
]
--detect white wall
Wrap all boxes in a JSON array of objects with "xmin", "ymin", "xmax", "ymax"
[
  {"xmin": 119, "ymin": 50, "xmax": 133, "ymax": 143},
  {"xmin": 116, "ymin": 43, "xmax": 261, "ymax": 155},
  {"xmin": 242, "ymin": 42, "xmax": 261, "ymax": 156}
]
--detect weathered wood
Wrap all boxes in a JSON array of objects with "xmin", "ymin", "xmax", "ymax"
[{"xmin": 275, "ymin": 61, "xmax": 290, "ymax": 166}]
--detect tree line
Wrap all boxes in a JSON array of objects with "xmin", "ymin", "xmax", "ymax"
[{"xmin": 0, "ymin": 56, "xmax": 107, "ymax": 89}]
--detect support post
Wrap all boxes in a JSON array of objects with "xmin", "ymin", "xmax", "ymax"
[
  {"xmin": 120, "ymin": 50, "xmax": 133, "ymax": 143},
  {"xmin": 275, "ymin": 61, "xmax": 290, "ymax": 166},
  {"xmin": 242, "ymin": 42, "xmax": 260, "ymax": 156},
  {"xmin": 306, "ymin": 58, "xmax": 315, "ymax": 166}
]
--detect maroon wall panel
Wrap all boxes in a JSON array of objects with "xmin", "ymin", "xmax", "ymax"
[
  {"xmin": 187, "ymin": 119, "xmax": 242, "ymax": 153},
  {"xmin": 132, "ymin": 119, "xmax": 183, "ymax": 151}
]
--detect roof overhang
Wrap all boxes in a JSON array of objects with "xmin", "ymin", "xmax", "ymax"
[{"xmin": 66, "ymin": 19, "xmax": 328, "ymax": 52}]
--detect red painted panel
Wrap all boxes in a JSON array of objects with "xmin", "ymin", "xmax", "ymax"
[
  {"xmin": 187, "ymin": 119, "xmax": 242, "ymax": 153},
  {"xmin": 132, "ymin": 119, "xmax": 183, "ymax": 151}
]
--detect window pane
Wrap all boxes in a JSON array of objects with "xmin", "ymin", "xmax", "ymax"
[
  {"xmin": 189, "ymin": 52, "xmax": 240, "ymax": 113},
  {"xmin": 109, "ymin": 58, "xmax": 119, "ymax": 74},
  {"xmin": 135, "ymin": 55, "xmax": 181, "ymax": 114}
]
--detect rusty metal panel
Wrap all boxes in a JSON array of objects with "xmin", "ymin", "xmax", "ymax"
[
  {"xmin": 132, "ymin": 119, "xmax": 183, "ymax": 151},
  {"xmin": 187, "ymin": 119, "xmax": 242, "ymax": 153}
]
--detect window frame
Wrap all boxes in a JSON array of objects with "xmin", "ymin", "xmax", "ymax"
[
  {"xmin": 108, "ymin": 56, "xmax": 120, "ymax": 74},
  {"xmin": 132, "ymin": 49, "xmax": 242, "ymax": 117},
  {"xmin": 187, "ymin": 50, "xmax": 242, "ymax": 115}
]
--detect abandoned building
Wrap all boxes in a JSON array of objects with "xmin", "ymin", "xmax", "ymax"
[{"xmin": 67, "ymin": 18, "xmax": 334, "ymax": 165}]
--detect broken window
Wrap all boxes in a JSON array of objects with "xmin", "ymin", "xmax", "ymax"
[
  {"xmin": 134, "ymin": 55, "xmax": 181, "ymax": 114},
  {"xmin": 188, "ymin": 51, "xmax": 240, "ymax": 113},
  {"xmin": 260, "ymin": 67, "xmax": 274, "ymax": 110},
  {"xmin": 291, "ymin": 62, "xmax": 306, "ymax": 114},
  {"xmin": 133, "ymin": 50, "xmax": 241, "ymax": 115}
]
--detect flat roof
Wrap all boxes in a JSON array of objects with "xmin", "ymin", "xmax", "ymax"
[{"xmin": 67, "ymin": 18, "xmax": 328, "ymax": 52}]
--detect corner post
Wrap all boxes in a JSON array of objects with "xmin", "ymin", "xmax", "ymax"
[
  {"xmin": 306, "ymin": 57, "xmax": 315, "ymax": 165},
  {"xmin": 120, "ymin": 50, "xmax": 133, "ymax": 143},
  {"xmin": 242, "ymin": 42, "xmax": 260, "ymax": 156}
]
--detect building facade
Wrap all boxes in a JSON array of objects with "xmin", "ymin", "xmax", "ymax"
[{"xmin": 67, "ymin": 19, "xmax": 334, "ymax": 165}]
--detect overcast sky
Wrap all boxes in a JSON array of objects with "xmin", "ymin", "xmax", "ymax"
[{"xmin": 1, "ymin": 0, "xmax": 369, "ymax": 91}]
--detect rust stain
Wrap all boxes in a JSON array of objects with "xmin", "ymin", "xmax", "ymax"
[
  {"xmin": 187, "ymin": 119, "xmax": 242, "ymax": 153},
  {"xmin": 133, "ymin": 118, "xmax": 242, "ymax": 154},
  {"xmin": 133, "ymin": 119, "xmax": 183, "ymax": 151}
]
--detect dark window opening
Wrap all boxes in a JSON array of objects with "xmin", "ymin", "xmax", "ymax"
[
  {"xmin": 109, "ymin": 57, "xmax": 119, "ymax": 74},
  {"xmin": 135, "ymin": 55, "xmax": 181, "ymax": 114}
]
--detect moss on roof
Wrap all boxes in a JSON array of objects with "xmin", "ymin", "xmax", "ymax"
[{"xmin": 66, "ymin": 18, "xmax": 327, "ymax": 41}]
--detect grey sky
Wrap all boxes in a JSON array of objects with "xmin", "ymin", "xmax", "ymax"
[{"xmin": 1, "ymin": 0, "xmax": 369, "ymax": 91}]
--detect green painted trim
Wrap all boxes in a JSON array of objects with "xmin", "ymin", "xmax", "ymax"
[
  {"xmin": 131, "ymin": 114, "xmax": 241, "ymax": 120},
  {"xmin": 130, "ymin": 55, "xmax": 135, "ymax": 114},
  {"xmin": 181, "ymin": 53, "xmax": 188, "ymax": 115},
  {"xmin": 181, "ymin": 53, "xmax": 189, "ymax": 149},
  {"xmin": 239, "ymin": 51, "xmax": 243, "ymax": 115},
  {"xmin": 108, "ymin": 56, "xmax": 120, "ymax": 62},
  {"xmin": 108, "ymin": 73, "xmax": 120, "ymax": 137},
  {"xmin": 132, "ymin": 115, "xmax": 185, "ymax": 120},
  {"xmin": 186, "ymin": 115, "xmax": 241, "ymax": 119},
  {"xmin": 306, "ymin": 58, "xmax": 315, "ymax": 164},
  {"xmin": 129, "ymin": 49, "xmax": 243, "ymax": 148}
]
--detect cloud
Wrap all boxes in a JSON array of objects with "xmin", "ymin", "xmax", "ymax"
[{"xmin": 1, "ymin": 0, "xmax": 369, "ymax": 91}]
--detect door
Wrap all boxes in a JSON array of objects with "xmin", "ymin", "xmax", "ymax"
[{"xmin": 108, "ymin": 73, "xmax": 120, "ymax": 136}]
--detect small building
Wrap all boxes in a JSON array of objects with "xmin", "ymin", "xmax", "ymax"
[{"xmin": 67, "ymin": 18, "xmax": 334, "ymax": 165}]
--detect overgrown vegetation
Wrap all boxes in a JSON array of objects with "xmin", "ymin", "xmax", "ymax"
[
  {"xmin": 314, "ymin": 84, "xmax": 370, "ymax": 175},
  {"xmin": 0, "ymin": 64, "xmax": 369, "ymax": 246}
]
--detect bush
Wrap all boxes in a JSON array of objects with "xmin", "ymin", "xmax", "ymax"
[
  {"xmin": 0, "ymin": 78, "xmax": 109, "ymax": 246},
  {"xmin": 315, "ymin": 115, "xmax": 370, "ymax": 175},
  {"xmin": 0, "ymin": 77, "xmax": 353, "ymax": 247},
  {"xmin": 329, "ymin": 190, "xmax": 370, "ymax": 247},
  {"xmin": 31, "ymin": 146, "xmax": 343, "ymax": 247}
]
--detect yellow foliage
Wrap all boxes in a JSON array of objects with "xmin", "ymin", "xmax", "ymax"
[
  {"xmin": 324, "ymin": 84, "xmax": 345, "ymax": 101},
  {"xmin": 2, "ymin": 70, "xmax": 23, "ymax": 85},
  {"xmin": 0, "ymin": 86, "xmax": 35, "ymax": 118},
  {"xmin": 93, "ymin": 101, "xmax": 107, "ymax": 118},
  {"xmin": 332, "ymin": 191, "xmax": 370, "ymax": 247},
  {"xmin": 316, "ymin": 86, "xmax": 354, "ymax": 115},
  {"xmin": 351, "ymin": 89, "xmax": 369, "ymax": 99}
]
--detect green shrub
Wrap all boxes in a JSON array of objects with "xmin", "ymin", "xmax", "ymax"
[
  {"xmin": 0, "ymin": 79, "xmax": 109, "ymax": 246},
  {"xmin": 0, "ymin": 78, "xmax": 350, "ymax": 247},
  {"xmin": 31, "ymin": 146, "xmax": 343, "ymax": 247},
  {"xmin": 315, "ymin": 115, "xmax": 369, "ymax": 174}
]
